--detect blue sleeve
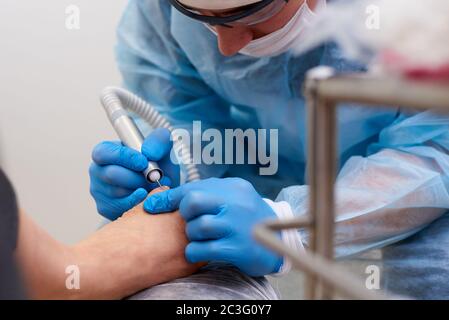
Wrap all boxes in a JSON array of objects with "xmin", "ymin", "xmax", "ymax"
[{"xmin": 277, "ymin": 110, "xmax": 449, "ymax": 258}]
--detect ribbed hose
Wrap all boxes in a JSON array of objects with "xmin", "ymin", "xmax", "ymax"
[{"xmin": 100, "ymin": 87, "xmax": 201, "ymax": 182}]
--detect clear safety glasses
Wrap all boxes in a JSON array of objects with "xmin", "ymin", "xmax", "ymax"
[{"xmin": 169, "ymin": 0, "xmax": 289, "ymax": 27}]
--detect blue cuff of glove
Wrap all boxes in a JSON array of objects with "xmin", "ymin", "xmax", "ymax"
[{"xmin": 263, "ymin": 199, "xmax": 305, "ymax": 277}]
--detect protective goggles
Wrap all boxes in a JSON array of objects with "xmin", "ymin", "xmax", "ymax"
[{"xmin": 169, "ymin": 0, "xmax": 290, "ymax": 27}]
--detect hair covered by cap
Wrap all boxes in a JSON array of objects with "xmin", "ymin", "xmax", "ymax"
[{"xmin": 177, "ymin": 0, "xmax": 263, "ymax": 10}]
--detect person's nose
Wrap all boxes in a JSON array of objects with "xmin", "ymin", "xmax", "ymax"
[{"xmin": 215, "ymin": 25, "xmax": 254, "ymax": 56}]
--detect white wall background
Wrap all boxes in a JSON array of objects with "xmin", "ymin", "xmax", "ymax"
[{"xmin": 0, "ymin": 0, "xmax": 128, "ymax": 243}]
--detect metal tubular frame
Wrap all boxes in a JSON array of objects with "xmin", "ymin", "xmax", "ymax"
[{"xmin": 254, "ymin": 67, "xmax": 449, "ymax": 300}]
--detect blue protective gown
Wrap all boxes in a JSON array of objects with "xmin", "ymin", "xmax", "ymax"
[{"xmin": 116, "ymin": 0, "xmax": 449, "ymax": 298}]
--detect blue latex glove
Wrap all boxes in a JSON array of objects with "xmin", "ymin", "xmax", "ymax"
[
  {"xmin": 144, "ymin": 178, "xmax": 283, "ymax": 277},
  {"xmin": 89, "ymin": 128, "xmax": 179, "ymax": 220}
]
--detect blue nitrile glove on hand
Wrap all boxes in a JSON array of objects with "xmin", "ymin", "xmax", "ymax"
[
  {"xmin": 144, "ymin": 177, "xmax": 283, "ymax": 277},
  {"xmin": 89, "ymin": 128, "xmax": 180, "ymax": 220}
]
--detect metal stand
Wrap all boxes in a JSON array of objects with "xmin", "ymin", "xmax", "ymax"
[{"xmin": 254, "ymin": 67, "xmax": 449, "ymax": 299}]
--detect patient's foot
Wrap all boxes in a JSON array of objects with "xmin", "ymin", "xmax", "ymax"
[{"xmin": 72, "ymin": 187, "xmax": 202, "ymax": 299}]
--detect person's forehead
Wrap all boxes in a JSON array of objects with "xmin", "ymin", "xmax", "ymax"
[{"xmin": 177, "ymin": 0, "xmax": 262, "ymax": 11}]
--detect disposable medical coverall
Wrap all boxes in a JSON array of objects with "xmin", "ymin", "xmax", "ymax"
[{"xmin": 116, "ymin": 0, "xmax": 449, "ymax": 298}]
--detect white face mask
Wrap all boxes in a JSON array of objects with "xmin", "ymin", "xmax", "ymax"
[
  {"xmin": 240, "ymin": 0, "xmax": 326, "ymax": 57},
  {"xmin": 206, "ymin": 0, "xmax": 326, "ymax": 58}
]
